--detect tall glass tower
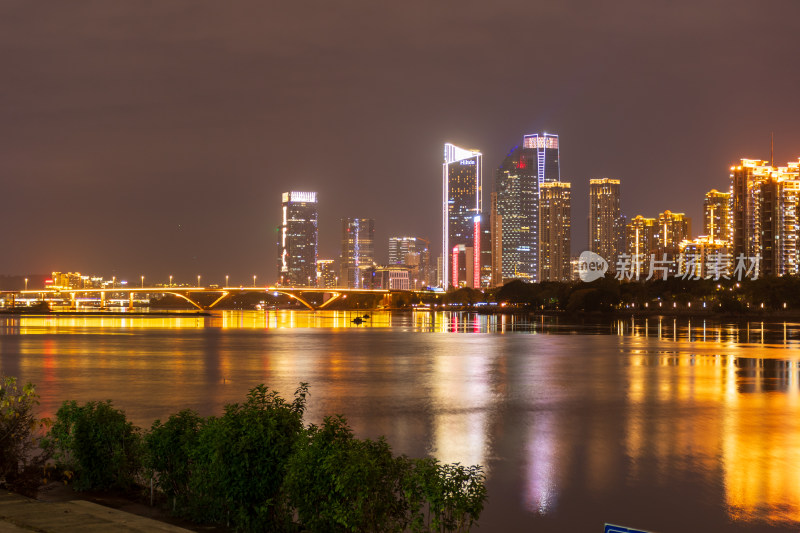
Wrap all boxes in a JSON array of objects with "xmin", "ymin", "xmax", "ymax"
[
  {"xmin": 443, "ymin": 143, "xmax": 482, "ymax": 289},
  {"xmin": 492, "ymin": 133, "xmax": 560, "ymax": 283},
  {"xmin": 279, "ymin": 191, "xmax": 318, "ymax": 287},
  {"xmin": 341, "ymin": 218, "xmax": 375, "ymax": 288}
]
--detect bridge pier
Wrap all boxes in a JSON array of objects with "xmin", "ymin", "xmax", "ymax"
[
  {"xmin": 70, "ymin": 292, "xmax": 77, "ymax": 310},
  {"xmin": 128, "ymin": 292, "xmax": 135, "ymax": 310}
]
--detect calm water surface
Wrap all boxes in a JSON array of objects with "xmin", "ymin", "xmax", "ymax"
[{"xmin": 1, "ymin": 310, "xmax": 800, "ymax": 532}]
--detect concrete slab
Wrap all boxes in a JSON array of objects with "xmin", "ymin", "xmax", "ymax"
[{"xmin": 0, "ymin": 491, "xmax": 192, "ymax": 533}]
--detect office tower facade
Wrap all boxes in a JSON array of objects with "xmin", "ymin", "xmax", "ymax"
[
  {"xmin": 539, "ymin": 181, "xmax": 572, "ymax": 281},
  {"xmin": 388, "ymin": 236, "xmax": 433, "ymax": 287},
  {"xmin": 492, "ymin": 133, "xmax": 561, "ymax": 284},
  {"xmin": 443, "ymin": 143, "xmax": 482, "ymax": 288},
  {"xmin": 703, "ymin": 189, "xmax": 732, "ymax": 244},
  {"xmin": 731, "ymin": 159, "xmax": 800, "ymax": 276},
  {"xmin": 341, "ymin": 218, "xmax": 375, "ymax": 288},
  {"xmin": 615, "ymin": 214, "xmax": 629, "ymax": 264},
  {"xmin": 389, "ymin": 237, "xmax": 419, "ymax": 265},
  {"xmin": 490, "ymin": 191, "xmax": 503, "ymax": 286},
  {"xmin": 657, "ymin": 211, "xmax": 691, "ymax": 252},
  {"xmin": 316, "ymin": 259, "xmax": 338, "ymax": 288},
  {"xmin": 524, "ymin": 132, "xmax": 561, "ymax": 184},
  {"xmin": 480, "ymin": 226, "xmax": 492, "ymax": 287},
  {"xmin": 589, "ymin": 178, "xmax": 621, "ymax": 266},
  {"xmin": 278, "ymin": 191, "xmax": 318, "ymax": 287}
]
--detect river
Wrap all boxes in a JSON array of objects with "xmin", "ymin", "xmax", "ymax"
[{"xmin": 1, "ymin": 310, "xmax": 798, "ymax": 532}]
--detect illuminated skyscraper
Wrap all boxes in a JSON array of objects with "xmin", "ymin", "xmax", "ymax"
[
  {"xmin": 703, "ymin": 189, "xmax": 732, "ymax": 244},
  {"xmin": 657, "ymin": 210, "xmax": 691, "ymax": 253},
  {"xmin": 539, "ymin": 181, "xmax": 571, "ymax": 281},
  {"xmin": 278, "ymin": 191, "xmax": 318, "ymax": 287},
  {"xmin": 523, "ymin": 132, "xmax": 561, "ymax": 184},
  {"xmin": 389, "ymin": 236, "xmax": 433, "ymax": 288},
  {"xmin": 626, "ymin": 215, "xmax": 657, "ymax": 277},
  {"xmin": 490, "ymin": 191, "xmax": 503, "ymax": 286},
  {"xmin": 589, "ymin": 178, "xmax": 621, "ymax": 268},
  {"xmin": 341, "ymin": 218, "xmax": 375, "ymax": 288},
  {"xmin": 316, "ymin": 259, "xmax": 338, "ymax": 288},
  {"xmin": 731, "ymin": 159, "xmax": 800, "ymax": 276},
  {"xmin": 389, "ymin": 236, "xmax": 420, "ymax": 265},
  {"xmin": 443, "ymin": 143, "xmax": 481, "ymax": 288},
  {"xmin": 492, "ymin": 133, "xmax": 560, "ymax": 284}
]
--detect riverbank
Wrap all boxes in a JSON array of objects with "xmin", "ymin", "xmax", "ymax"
[
  {"xmin": 0, "ymin": 310, "xmax": 211, "ymax": 317},
  {"xmin": 0, "ymin": 489, "xmax": 197, "ymax": 532}
]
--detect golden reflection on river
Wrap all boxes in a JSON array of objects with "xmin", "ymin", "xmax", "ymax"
[{"xmin": 3, "ymin": 311, "xmax": 800, "ymax": 530}]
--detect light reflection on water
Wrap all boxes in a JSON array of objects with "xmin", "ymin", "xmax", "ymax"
[{"xmin": 2, "ymin": 310, "xmax": 800, "ymax": 530}]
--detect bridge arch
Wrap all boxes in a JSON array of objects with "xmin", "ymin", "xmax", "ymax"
[{"xmin": 163, "ymin": 291, "xmax": 206, "ymax": 310}]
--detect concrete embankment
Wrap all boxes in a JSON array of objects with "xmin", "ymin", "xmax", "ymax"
[{"xmin": 0, "ymin": 491, "xmax": 191, "ymax": 533}]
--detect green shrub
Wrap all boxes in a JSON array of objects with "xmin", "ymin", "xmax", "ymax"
[
  {"xmin": 404, "ymin": 458, "xmax": 487, "ymax": 533},
  {"xmin": 0, "ymin": 376, "xmax": 48, "ymax": 484},
  {"xmin": 189, "ymin": 383, "xmax": 308, "ymax": 531},
  {"xmin": 44, "ymin": 400, "xmax": 142, "ymax": 490},
  {"xmin": 145, "ymin": 409, "xmax": 203, "ymax": 512},
  {"xmin": 285, "ymin": 414, "xmax": 409, "ymax": 532}
]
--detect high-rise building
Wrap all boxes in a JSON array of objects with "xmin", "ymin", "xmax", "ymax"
[
  {"xmin": 389, "ymin": 237, "xmax": 419, "ymax": 265},
  {"xmin": 615, "ymin": 214, "xmax": 629, "ymax": 265},
  {"xmin": 626, "ymin": 215, "xmax": 657, "ymax": 277},
  {"xmin": 341, "ymin": 218, "xmax": 375, "ymax": 288},
  {"xmin": 480, "ymin": 226, "xmax": 492, "ymax": 288},
  {"xmin": 388, "ymin": 236, "xmax": 433, "ymax": 287},
  {"xmin": 490, "ymin": 191, "xmax": 503, "ymax": 286},
  {"xmin": 278, "ymin": 191, "xmax": 318, "ymax": 287},
  {"xmin": 492, "ymin": 133, "xmax": 560, "ymax": 284},
  {"xmin": 678, "ymin": 237, "xmax": 731, "ymax": 279},
  {"xmin": 539, "ymin": 181, "xmax": 571, "ymax": 281},
  {"xmin": 589, "ymin": 178, "xmax": 621, "ymax": 266},
  {"xmin": 703, "ymin": 189, "xmax": 732, "ymax": 244},
  {"xmin": 443, "ymin": 143, "xmax": 482, "ymax": 288},
  {"xmin": 316, "ymin": 259, "xmax": 338, "ymax": 288},
  {"xmin": 657, "ymin": 210, "xmax": 691, "ymax": 252},
  {"xmin": 524, "ymin": 132, "xmax": 561, "ymax": 184},
  {"xmin": 731, "ymin": 159, "xmax": 800, "ymax": 276}
]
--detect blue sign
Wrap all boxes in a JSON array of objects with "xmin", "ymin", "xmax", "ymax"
[{"xmin": 604, "ymin": 525, "xmax": 654, "ymax": 533}]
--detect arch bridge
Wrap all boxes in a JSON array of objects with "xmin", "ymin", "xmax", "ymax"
[{"xmin": 1, "ymin": 286, "xmax": 395, "ymax": 311}]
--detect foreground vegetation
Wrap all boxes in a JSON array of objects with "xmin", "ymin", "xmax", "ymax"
[{"xmin": 1, "ymin": 379, "xmax": 487, "ymax": 532}]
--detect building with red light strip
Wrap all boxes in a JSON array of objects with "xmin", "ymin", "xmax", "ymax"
[{"xmin": 443, "ymin": 143, "xmax": 482, "ymax": 288}]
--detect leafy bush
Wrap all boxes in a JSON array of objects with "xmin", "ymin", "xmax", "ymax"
[
  {"xmin": 0, "ymin": 376, "xmax": 48, "ymax": 484},
  {"xmin": 39, "ymin": 382, "xmax": 488, "ymax": 532},
  {"xmin": 405, "ymin": 459, "xmax": 487, "ymax": 533},
  {"xmin": 144, "ymin": 409, "xmax": 203, "ymax": 512},
  {"xmin": 189, "ymin": 383, "xmax": 308, "ymax": 530},
  {"xmin": 285, "ymin": 415, "xmax": 409, "ymax": 532},
  {"xmin": 44, "ymin": 400, "xmax": 142, "ymax": 490}
]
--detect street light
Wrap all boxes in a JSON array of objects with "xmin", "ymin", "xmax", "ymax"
[
  {"xmin": 169, "ymin": 275, "xmax": 173, "ymax": 287},
  {"xmin": 197, "ymin": 275, "xmax": 201, "ymax": 287},
  {"xmin": 141, "ymin": 275, "xmax": 144, "ymax": 288},
  {"xmin": 253, "ymin": 275, "xmax": 257, "ymax": 287},
  {"xmin": 24, "ymin": 278, "xmax": 28, "ymax": 291},
  {"xmin": 225, "ymin": 275, "xmax": 229, "ymax": 287}
]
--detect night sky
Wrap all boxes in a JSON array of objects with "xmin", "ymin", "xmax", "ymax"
[{"xmin": 3, "ymin": 1, "xmax": 799, "ymax": 285}]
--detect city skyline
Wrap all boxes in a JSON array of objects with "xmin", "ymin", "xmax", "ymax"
[{"xmin": 2, "ymin": 2, "xmax": 798, "ymax": 283}]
